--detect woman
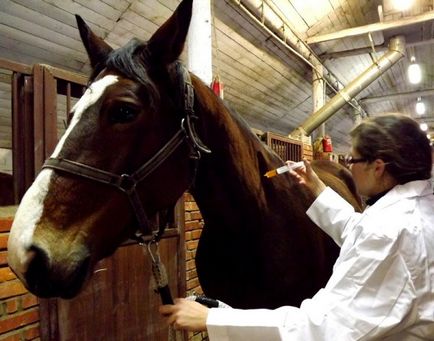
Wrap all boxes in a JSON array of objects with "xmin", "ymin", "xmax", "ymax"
[{"xmin": 160, "ymin": 114, "xmax": 434, "ymax": 340}]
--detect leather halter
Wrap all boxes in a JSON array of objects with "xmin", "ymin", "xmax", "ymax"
[{"xmin": 42, "ymin": 62, "xmax": 211, "ymax": 243}]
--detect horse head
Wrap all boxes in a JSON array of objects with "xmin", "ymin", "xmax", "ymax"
[{"xmin": 8, "ymin": 0, "xmax": 199, "ymax": 298}]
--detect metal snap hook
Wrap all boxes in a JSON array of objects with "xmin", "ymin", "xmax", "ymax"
[
  {"xmin": 146, "ymin": 240, "xmax": 160, "ymax": 264},
  {"xmin": 118, "ymin": 174, "xmax": 137, "ymax": 194}
]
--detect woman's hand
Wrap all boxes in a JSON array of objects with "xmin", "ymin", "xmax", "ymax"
[
  {"xmin": 287, "ymin": 160, "xmax": 326, "ymax": 198},
  {"xmin": 159, "ymin": 298, "xmax": 209, "ymax": 332}
]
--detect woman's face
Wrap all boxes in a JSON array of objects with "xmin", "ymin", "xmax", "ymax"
[{"xmin": 348, "ymin": 148, "xmax": 376, "ymax": 197}]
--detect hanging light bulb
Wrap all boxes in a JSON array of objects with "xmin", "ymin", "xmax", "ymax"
[
  {"xmin": 416, "ymin": 97, "xmax": 426, "ymax": 115},
  {"xmin": 408, "ymin": 56, "xmax": 422, "ymax": 84},
  {"xmin": 393, "ymin": 0, "xmax": 414, "ymax": 11},
  {"xmin": 420, "ymin": 123, "xmax": 428, "ymax": 131}
]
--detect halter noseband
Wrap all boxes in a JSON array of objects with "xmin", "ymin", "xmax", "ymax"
[{"xmin": 42, "ymin": 62, "xmax": 211, "ymax": 243}]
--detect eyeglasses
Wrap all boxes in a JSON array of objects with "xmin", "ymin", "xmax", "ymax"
[{"xmin": 344, "ymin": 154, "xmax": 367, "ymax": 167}]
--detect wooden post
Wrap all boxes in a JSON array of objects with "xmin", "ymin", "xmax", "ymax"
[{"xmin": 187, "ymin": 0, "xmax": 212, "ymax": 85}]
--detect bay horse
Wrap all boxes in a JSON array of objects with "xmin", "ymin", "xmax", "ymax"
[{"xmin": 8, "ymin": 0, "xmax": 362, "ymax": 309}]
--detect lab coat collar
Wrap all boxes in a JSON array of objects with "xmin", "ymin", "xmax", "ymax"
[{"xmin": 367, "ymin": 180, "xmax": 432, "ymax": 211}]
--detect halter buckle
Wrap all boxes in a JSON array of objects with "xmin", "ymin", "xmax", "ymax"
[{"xmin": 118, "ymin": 174, "xmax": 137, "ymax": 194}]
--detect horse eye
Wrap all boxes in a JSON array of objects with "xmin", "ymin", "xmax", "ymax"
[{"xmin": 109, "ymin": 103, "xmax": 140, "ymax": 124}]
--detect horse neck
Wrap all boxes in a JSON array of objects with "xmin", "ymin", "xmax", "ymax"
[{"xmin": 189, "ymin": 77, "xmax": 283, "ymax": 223}]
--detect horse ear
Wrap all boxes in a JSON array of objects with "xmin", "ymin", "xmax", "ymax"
[
  {"xmin": 75, "ymin": 15, "xmax": 113, "ymax": 69},
  {"xmin": 147, "ymin": 0, "xmax": 193, "ymax": 64}
]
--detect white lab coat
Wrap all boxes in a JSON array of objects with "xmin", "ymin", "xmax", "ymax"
[{"xmin": 206, "ymin": 180, "xmax": 434, "ymax": 340}]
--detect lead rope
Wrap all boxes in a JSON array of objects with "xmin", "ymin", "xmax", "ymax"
[{"xmin": 142, "ymin": 240, "xmax": 184, "ymax": 341}]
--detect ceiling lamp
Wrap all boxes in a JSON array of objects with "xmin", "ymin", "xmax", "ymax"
[
  {"xmin": 408, "ymin": 56, "xmax": 422, "ymax": 84},
  {"xmin": 420, "ymin": 123, "xmax": 428, "ymax": 131},
  {"xmin": 415, "ymin": 97, "xmax": 426, "ymax": 115},
  {"xmin": 393, "ymin": 0, "xmax": 414, "ymax": 11}
]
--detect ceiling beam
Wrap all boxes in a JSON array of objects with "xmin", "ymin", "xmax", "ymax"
[
  {"xmin": 320, "ymin": 37, "xmax": 434, "ymax": 59},
  {"xmin": 360, "ymin": 88, "xmax": 434, "ymax": 104},
  {"xmin": 307, "ymin": 11, "xmax": 434, "ymax": 45}
]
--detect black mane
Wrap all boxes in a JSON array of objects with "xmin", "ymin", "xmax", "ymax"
[{"xmin": 89, "ymin": 38, "xmax": 160, "ymax": 110}]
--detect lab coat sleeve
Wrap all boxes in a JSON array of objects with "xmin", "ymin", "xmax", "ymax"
[
  {"xmin": 206, "ymin": 231, "xmax": 416, "ymax": 340},
  {"xmin": 306, "ymin": 186, "xmax": 363, "ymax": 246}
]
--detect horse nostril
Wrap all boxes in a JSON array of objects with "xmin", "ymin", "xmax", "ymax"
[
  {"xmin": 24, "ymin": 245, "xmax": 91, "ymax": 298},
  {"xmin": 25, "ymin": 245, "xmax": 52, "ymax": 296}
]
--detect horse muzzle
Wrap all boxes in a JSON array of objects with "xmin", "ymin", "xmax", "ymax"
[
  {"xmin": 8, "ymin": 239, "xmax": 92, "ymax": 299},
  {"xmin": 26, "ymin": 245, "xmax": 91, "ymax": 298}
]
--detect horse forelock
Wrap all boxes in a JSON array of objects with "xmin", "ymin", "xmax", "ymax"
[{"xmin": 90, "ymin": 38, "xmax": 160, "ymax": 113}]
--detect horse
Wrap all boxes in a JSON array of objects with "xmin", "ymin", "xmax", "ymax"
[{"xmin": 7, "ymin": 0, "xmax": 362, "ymax": 309}]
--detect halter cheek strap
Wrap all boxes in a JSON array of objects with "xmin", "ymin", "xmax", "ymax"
[
  {"xmin": 42, "ymin": 127, "xmax": 187, "ymax": 240},
  {"xmin": 175, "ymin": 62, "xmax": 211, "ymax": 156}
]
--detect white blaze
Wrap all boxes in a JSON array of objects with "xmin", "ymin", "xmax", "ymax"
[{"xmin": 7, "ymin": 75, "xmax": 119, "ymax": 278}]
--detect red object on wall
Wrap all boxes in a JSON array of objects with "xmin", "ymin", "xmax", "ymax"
[
  {"xmin": 322, "ymin": 135, "xmax": 333, "ymax": 152},
  {"xmin": 211, "ymin": 75, "xmax": 224, "ymax": 99}
]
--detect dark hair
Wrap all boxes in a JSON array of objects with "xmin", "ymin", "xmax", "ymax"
[{"xmin": 350, "ymin": 114, "xmax": 432, "ymax": 184}]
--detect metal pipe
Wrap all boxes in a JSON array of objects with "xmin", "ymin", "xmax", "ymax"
[
  {"xmin": 294, "ymin": 35, "xmax": 406, "ymax": 136},
  {"xmin": 228, "ymin": 0, "xmax": 367, "ymax": 118}
]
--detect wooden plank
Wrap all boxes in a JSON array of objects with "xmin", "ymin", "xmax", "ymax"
[
  {"xmin": 3, "ymin": 0, "xmax": 80, "ymax": 40},
  {"xmin": 307, "ymin": 9, "xmax": 434, "ymax": 44},
  {"xmin": 10, "ymin": 0, "xmax": 108, "ymax": 37},
  {"xmin": 120, "ymin": 9, "xmax": 159, "ymax": 34},
  {"xmin": 101, "ymin": 0, "xmax": 131, "ymax": 12},
  {"xmin": 45, "ymin": 240, "xmax": 184, "ymax": 340},
  {"xmin": 0, "ymin": 33, "xmax": 86, "ymax": 71},
  {"xmin": 0, "ymin": 24, "xmax": 87, "ymax": 61},
  {"xmin": 215, "ymin": 19, "xmax": 311, "ymax": 95},
  {"xmin": 43, "ymin": 65, "xmax": 87, "ymax": 86},
  {"xmin": 11, "ymin": 73, "xmax": 29, "ymax": 201},
  {"xmin": 11, "ymin": 0, "xmax": 77, "ymax": 27},
  {"xmin": 0, "ymin": 117, "xmax": 11, "ymax": 126},
  {"xmin": 33, "ymin": 64, "xmax": 45, "ymax": 174},
  {"xmin": 131, "ymin": 0, "xmax": 174, "ymax": 26},
  {"xmin": 41, "ymin": 0, "xmax": 114, "ymax": 31},
  {"xmin": 0, "ymin": 99, "xmax": 11, "ymax": 108},
  {"xmin": 0, "ymin": 58, "xmax": 32, "ymax": 74},
  {"xmin": 43, "ymin": 67, "xmax": 58, "ymax": 157},
  {"xmin": 0, "ymin": 140, "xmax": 11, "ymax": 149},
  {"xmin": 73, "ymin": 0, "xmax": 122, "ymax": 21}
]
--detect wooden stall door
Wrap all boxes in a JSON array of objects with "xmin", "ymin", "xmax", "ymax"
[
  {"xmin": 41, "ymin": 219, "xmax": 186, "ymax": 341},
  {"xmin": 27, "ymin": 65, "xmax": 186, "ymax": 341}
]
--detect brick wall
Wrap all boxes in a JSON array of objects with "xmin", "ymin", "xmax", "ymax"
[
  {"xmin": 183, "ymin": 193, "xmax": 208, "ymax": 341},
  {"xmin": 0, "ymin": 209, "xmax": 40, "ymax": 341},
  {"xmin": 303, "ymin": 143, "xmax": 313, "ymax": 161}
]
